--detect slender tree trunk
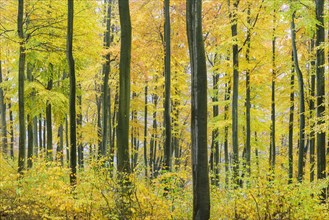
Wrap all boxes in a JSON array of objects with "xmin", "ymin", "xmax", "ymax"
[
  {"xmin": 0, "ymin": 61, "xmax": 8, "ymax": 155},
  {"xmin": 229, "ymin": 0, "xmax": 239, "ymax": 186},
  {"xmin": 309, "ymin": 39, "xmax": 315, "ymax": 182},
  {"xmin": 150, "ymin": 94, "xmax": 158, "ymax": 177},
  {"xmin": 77, "ymin": 87, "xmax": 83, "ymax": 169},
  {"xmin": 67, "ymin": 0, "xmax": 77, "ymax": 186},
  {"xmin": 117, "ymin": 0, "xmax": 131, "ymax": 174},
  {"xmin": 8, "ymin": 101, "xmax": 14, "ymax": 158},
  {"xmin": 291, "ymin": 9, "xmax": 306, "ymax": 182},
  {"xmin": 101, "ymin": 0, "xmax": 112, "ymax": 157},
  {"xmin": 245, "ymin": 5, "xmax": 251, "ymax": 176},
  {"xmin": 212, "ymin": 73, "xmax": 219, "ymax": 185},
  {"xmin": 65, "ymin": 115, "xmax": 70, "ymax": 165},
  {"xmin": 33, "ymin": 116, "xmax": 38, "ymax": 157},
  {"xmin": 224, "ymin": 71, "xmax": 231, "ymax": 187},
  {"xmin": 187, "ymin": 0, "xmax": 210, "ymax": 218},
  {"xmin": 163, "ymin": 0, "xmax": 172, "ymax": 171},
  {"xmin": 17, "ymin": 0, "xmax": 26, "ymax": 173},
  {"xmin": 144, "ymin": 84, "xmax": 148, "ymax": 177},
  {"xmin": 270, "ymin": 10, "xmax": 276, "ymax": 171},
  {"xmin": 27, "ymin": 63, "xmax": 33, "ymax": 168},
  {"xmin": 288, "ymin": 56, "xmax": 295, "ymax": 184},
  {"xmin": 46, "ymin": 63, "xmax": 53, "ymax": 161},
  {"xmin": 57, "ymin": 124, "xmax": 64, "ymax": 166}
]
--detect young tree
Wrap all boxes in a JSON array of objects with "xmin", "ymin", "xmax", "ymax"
[
  {"xmin": 163, "ymin": 0, "xmax": 172, "ymax": 171},
  {"xmin": 291, "ymin": 5, "xmax": 306, "ymax": 182},
  {"xmin": 117, "ymin": 0, "xmax": 131, "ymax": 174},
  {"xmin": 0, "ymin": 61, "xmax": 8, "ymax": 155},
  {"xmin": 67, "ymin": 0, "xmax": 77, "ymax": 186},
  {"xmin": 186, "ymin": 0, "xmax": 210, "ymax": 219},
  {"xmin": 17, "ymin": 0, "xmax": 26, "ymax": 173}
]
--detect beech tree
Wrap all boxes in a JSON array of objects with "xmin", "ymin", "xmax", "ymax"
[{"xmin": 187, "ymin": 0, "xmax": 210, "ymax": 219}]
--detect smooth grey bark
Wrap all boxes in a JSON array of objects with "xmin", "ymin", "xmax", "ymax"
[
  {"xmin": 18, "ymin": 0, "xmax": 26, "ymax": 173},
  {"xmin": 315, "ymin": 0, "xmax": 326, "ymax": 182},
  {"xmin": 229, "ymin": 0, "xmax": 239, "ymax": 186},
  {"xmin": 33, "ymin": 116, "xmax": 38, "ymax": 157},
  {"xmin": 163, "ymin": 0, "xmax": 172, "ymax": 171},
  {"xmin": 117, "ymin": 0, "xmax": 131, "ymax": 174},
  {"xmin": 65, "ymin": 115, "xmax": 70, "ymax": 165},
  {"xmin": 46, "ymin": 64, "xmax": 53, "ymax": 161},
  {"xmin": 224, "ymin": 69, "xmax": 231, "ymax": 187},
  {"xmin": 0, "ymin": 61, "xmax": 8, "ymax": 155},
  {"xmin": 150, "ymin": 93, "xmax": 158, "ymax": 177},
  {"xmin": 291, "ymin": 9, "xmax": 306, "ymax": 182},
  {"xmin": 67, "ymin": 0, "xmax": 77, "ymax": 186},
  {"xmin": 101, "ymin": 0, "xmax": 112, "ymax": 157},
  {"xmin": 186, "ymin": 0, "xmax": 210, "ymax": 219}
]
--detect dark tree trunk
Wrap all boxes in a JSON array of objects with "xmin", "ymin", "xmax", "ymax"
[
  {"xmin": 163, "ymin": 0, "xmax": 172, "ymax": 171},
  {"xmin": 224, "ymin": 71, "xmax": 231, "ymax": 187},
  {"xmin": 67, "ymin": 0, "xmax": 77, "ymax": 186},
  {"xmin": 270, "ymin": 11, "xmax": 276, "ymax": 171},
  {"xmin": 101, "ymin": 0, "xmax": 112, "ymax": 157},
  {"xmin": 17, "ymin": 0, "xmax": 26, "ymax": 173},
  {"xmin": 8, "ymin": 101, "xmax": 14, "ymax": 158},
  {"xmin": 229, "ymin": 0, "xmax": 239, "ymax": 186},
  {"xmin": 0, "ymin": 61, "xmax": 8, "ymax": 155},
  {"xmin": 144, "ymin": 84, "xmax": 148, "ymax": 177},
  {"xmin": 186, "ymin": 0, "xmax": 210, "ymax": 219},
  {"xmin": 27, "ymin": 63, "xmax": 33, "ymax": 168},
  {"xmin": 288, "ymin": 57, "xmax": 295, "ymax": 184},
  {"xmin": 245, "ymin": 5, "xmax": 251, "ymax": 176},
  {"xmin": 315, "ymin": 0, "xmax": 326, "ymax": 183},
  {"xmin": 57, "ymin": 124, "xmax": 64, "ymax": 166},
  {"xmin": 77, "ymin": 87, "xmax": 83, "ymax": 169},
  {"xmin": 65, "ymin": 116, "xmax": 70, "ymax": 165},
  {"xmin": 27, "ymin": 114, "xmax": 33, "ymax": 168},
  {"xmin": 150, "ymin": 93, "xmax": 158, "ymax": 177},
  {"xmin": 117, "ymin": 0, "xmax": 131, "ymax": 174},
  {"xmin": 39, "ymin": 115, "xmax": 43, "ymax": 151},
  {"xmin": 291, "ymin": 9, "xmax": 306, "ymax": 182},
  {"xmin": 309, "ymin": 39, "xmax": 315, "ymax": 182},
  {"xmin": 212, "ymin": 73, "xmax": 219, "ymax": 186},
  {"xmin": 46, "ymin": 64, "xmax": 53, "ymax": 161}
]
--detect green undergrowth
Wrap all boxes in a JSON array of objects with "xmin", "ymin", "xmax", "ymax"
[{"xmin": 1, "ymin": 156, "xmax": 328, "ymax": 219}]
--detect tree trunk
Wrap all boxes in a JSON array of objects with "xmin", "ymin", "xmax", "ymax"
[
  {"xmin": 101, "ymin": 0, "xmax": 112, "ymax": 157},
  {"xmin": 0, "ymin": 61, "xmax": 8, "ymax": 155},
  {"xmin": 224, "ymin": 70, "xmax": 231, "ymax": 187},
  {"xmin": 57, "ymin": 124, "xmax": 64, "ymax": 166},
  {"xmin": 163, "ymin": 0, "xmax": 172, "ymax": 171},
  {"xmin": 309, "ymin": 39, "xmax": 315, "ymax": 182},
  {"xmin": 8, "ymin": 101, "xmax": 14, "ymax": 158},
  {"xmin": 77, "ymin": 87, "xmax": 83, "ymax": 169},
  {"xmin": 27, "ymin": 63, "xmax": 33, "ymax": 168},
  {"xmin": 212, "ymin": 73, "xmax": 219, "ymax": 186},
  {"xmin": 291, "ymin": 9, "xmax": 306, "ymax": 182},
  {"xmin": 245, "ymin": 5, "xmax": 251, "ymax": 176},
  {"xmin": 144, "ymin": 84, "xmax": 148, "ymax": 177},
  {"xmin": 315, "ymin": 0, "xmax": 326, "ymax": 182},
  {"xmin": 229, "ymin": 0, "xmax": 239, "ymax": 186},
  {"xmin": 67, "ymin": 0, "xmax": 77, "ymax": 186},
  {"xmin": 186, "ymin": 0, "xmax": 210, "ymax": 219},
  {"xmin": 46, "ymin": 63, "xmax": 53, "ymax": 161},
  {"xmin": 117, "ymin": 0, "xmax": 131, "ymax": 174},
  {"xmin": 270, "ymin": 10, "xmax": 276, "ymax": 171},
  {"xmin": 288, "ymin": 56, "xmax": 294, "ymax": 184},
  {"xmin": 17, "ymin": 0, "xmax": 26, "ymax": 173}
]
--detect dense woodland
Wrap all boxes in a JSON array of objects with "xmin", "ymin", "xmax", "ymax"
[{"xmin": 0, "ymin": 0, "xmax": 328, "ymax": 219}]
